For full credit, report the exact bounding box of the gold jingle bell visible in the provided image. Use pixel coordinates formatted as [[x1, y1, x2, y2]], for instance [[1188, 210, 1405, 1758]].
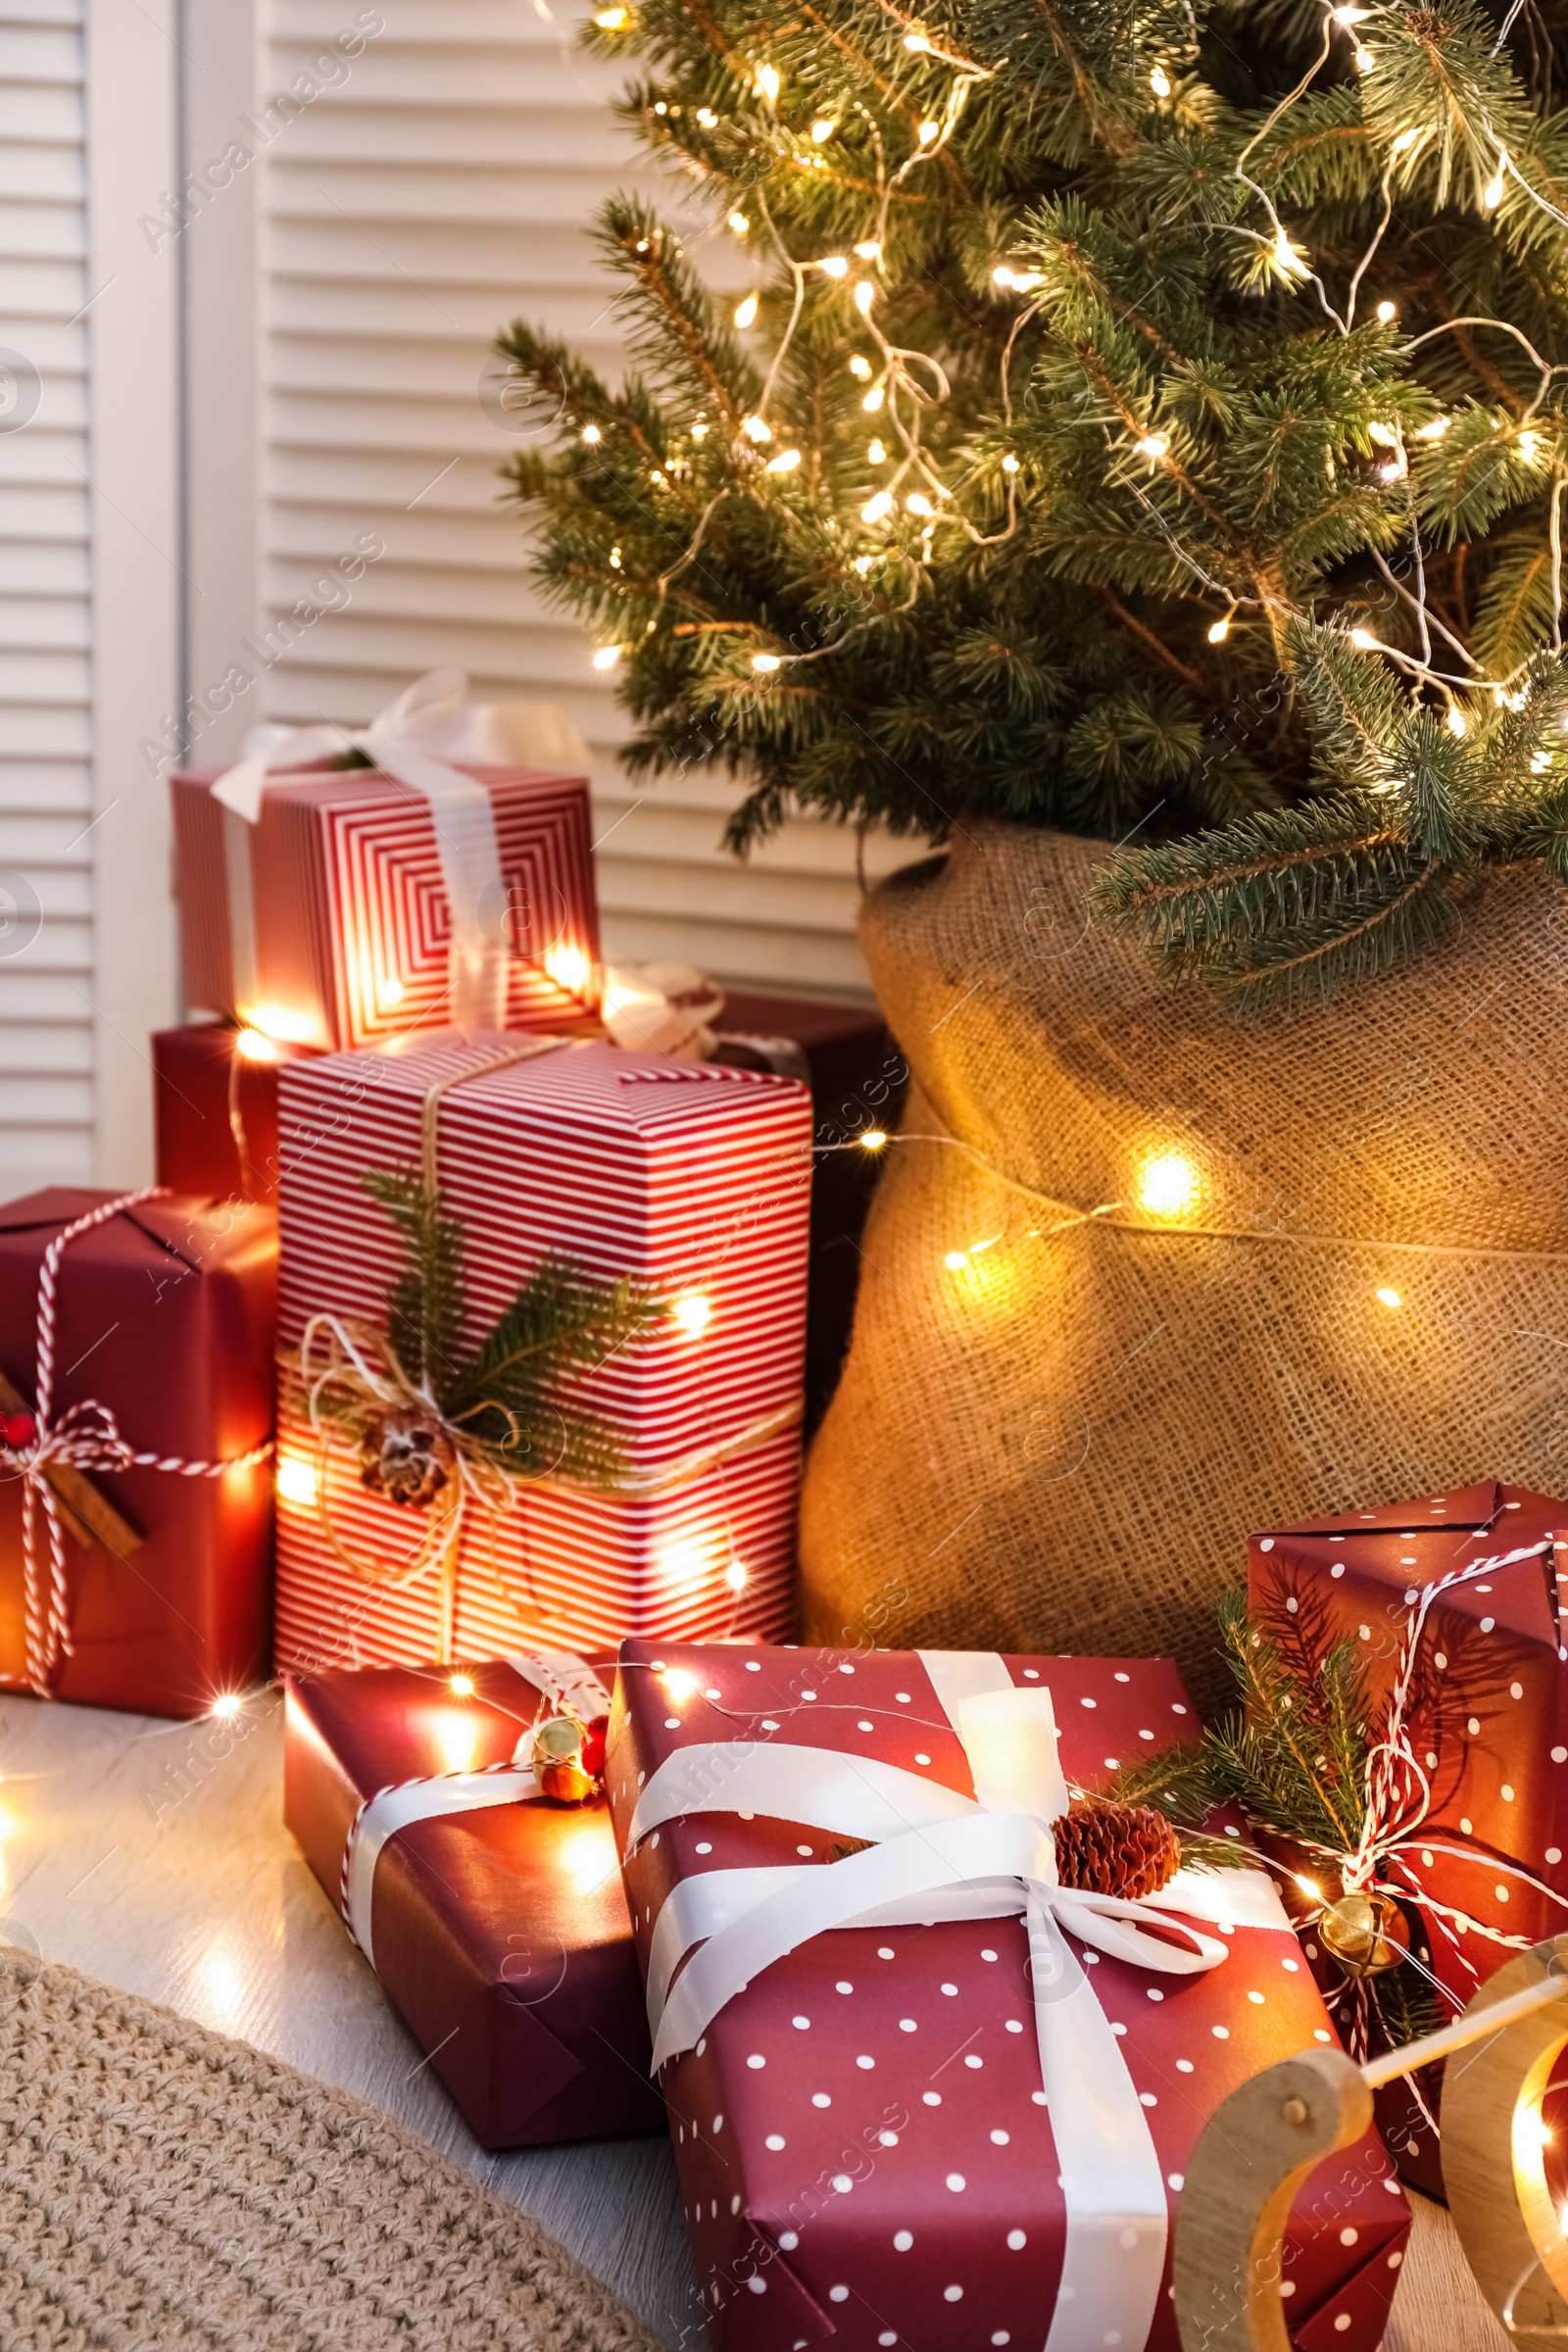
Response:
[[1317, 1889, 1408, 1976], [534, 1713, 596, 1805]]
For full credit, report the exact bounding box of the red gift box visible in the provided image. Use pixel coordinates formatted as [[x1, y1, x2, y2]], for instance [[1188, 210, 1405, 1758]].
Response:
[[284, 1648, 662, 2147], [0, 1188, 275, 1716], [171, 757, 599, 1051], [606, 1641, 1409, 2352], [272, 1038, 810, 1675], [1249, 1479, 1568, 2191], [153, 1022, 320, 1203]]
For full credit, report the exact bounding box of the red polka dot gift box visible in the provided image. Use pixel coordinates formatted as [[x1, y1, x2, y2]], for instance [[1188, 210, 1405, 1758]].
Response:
[[607, 1642, 1410, 2352], [272, 1038, 810, 1672], [1249, 1479, 1568, 2197]]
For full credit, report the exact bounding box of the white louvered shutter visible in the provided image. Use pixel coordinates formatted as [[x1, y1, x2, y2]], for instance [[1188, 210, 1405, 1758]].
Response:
[[261, 0, 899, 999], [0, 0, 91, 1186]]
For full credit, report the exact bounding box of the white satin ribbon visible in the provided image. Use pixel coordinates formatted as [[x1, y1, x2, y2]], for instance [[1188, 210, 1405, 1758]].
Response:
[[343, 1648, 612, 1969], [211, 667, 587, 1037], [626, 1650, 1292, 2352]]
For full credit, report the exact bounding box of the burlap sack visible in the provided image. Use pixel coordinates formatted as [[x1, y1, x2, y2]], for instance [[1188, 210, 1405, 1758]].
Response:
[[800, 822, 1568, 1715]]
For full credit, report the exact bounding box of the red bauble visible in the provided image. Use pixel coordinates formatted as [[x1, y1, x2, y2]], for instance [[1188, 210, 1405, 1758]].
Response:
[[2, 1412, 36, 1450], [579, 1714, 609, 1781]]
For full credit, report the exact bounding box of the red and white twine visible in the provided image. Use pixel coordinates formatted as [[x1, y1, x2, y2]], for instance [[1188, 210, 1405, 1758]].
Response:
[[5, 1187, 273, 1696]]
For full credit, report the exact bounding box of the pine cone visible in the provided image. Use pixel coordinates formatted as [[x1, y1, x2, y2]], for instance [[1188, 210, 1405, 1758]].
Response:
[[1052, 1796, 1181, 1900], [359, 1408, 454, 1507]]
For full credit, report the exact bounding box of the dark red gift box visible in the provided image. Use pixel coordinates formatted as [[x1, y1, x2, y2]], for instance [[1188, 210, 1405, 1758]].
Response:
[[153, 1022, 320, 1203], [606, 1641, 1409, 2351], [284, 1653, 664, 2148], [1250, 1479, 1568, 2193], [0, 1188, 275, 1716]]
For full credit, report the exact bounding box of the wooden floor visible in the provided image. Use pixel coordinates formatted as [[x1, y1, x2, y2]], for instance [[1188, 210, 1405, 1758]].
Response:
[[0, 1687, 1510, 2350]]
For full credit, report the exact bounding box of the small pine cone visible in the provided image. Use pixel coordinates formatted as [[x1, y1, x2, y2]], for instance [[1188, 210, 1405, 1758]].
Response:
[[1052, 1796, 1182, 1900], [359, 1407, 454, 1507]]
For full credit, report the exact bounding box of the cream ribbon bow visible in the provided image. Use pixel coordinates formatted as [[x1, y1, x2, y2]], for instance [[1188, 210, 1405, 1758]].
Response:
[[211, 668, 588, 1036], [625, 1650, 1294, 2352]]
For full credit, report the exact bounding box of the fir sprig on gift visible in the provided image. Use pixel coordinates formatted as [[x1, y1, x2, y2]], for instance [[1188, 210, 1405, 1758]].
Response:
[[330, 1169, 662, 1488], [495, 0, 1568, 1006]]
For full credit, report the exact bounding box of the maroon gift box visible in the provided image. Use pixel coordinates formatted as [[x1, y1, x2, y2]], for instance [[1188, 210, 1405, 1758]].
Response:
[[606, 1642, 1409, 2351], [0, 1188, 275, 1716], [1250, 1478, 1568, 2191], [171, 759, 600, 1051], [153, 1022, 320, 1203], [284, 1655, 663, 2147]]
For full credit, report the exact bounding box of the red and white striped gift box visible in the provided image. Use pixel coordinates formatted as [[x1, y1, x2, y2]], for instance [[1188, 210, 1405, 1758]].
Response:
[[171, 761, 600, 1050], [273, 1038, 811, 1670]]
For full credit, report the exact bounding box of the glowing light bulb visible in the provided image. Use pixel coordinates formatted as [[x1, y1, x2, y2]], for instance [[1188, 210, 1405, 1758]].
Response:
[[993, 265, 1016, 287], [1485, 155, 1507, 208], [1376, 301, 1396, 323], [276, 1455, 318, 1506], [756, 63, 780, 101], [377, 976, 405, 1009], [1002, 452, 1020, 472], [817, 254, 849, 276], [917, 119, 940, 144], [850, 355, 872, 379], [861, 384, 885, 412], [1376, 1287, 1401, 1310], [561, 1825, 615, 1892], [811, 117, 836, 142], [1207, 613, 1231, 644], [945, 1250, 968, 1270], [854, 240, 881, 260], [592, 645, 621, 670], [1137, 432, 1169, 459], [728, 211, 750, 235], [1354, 44, 1375, 69], [581, 423, 601, 444], [1521, 429, 1543, 465], [1331, 4, 1369, 20], [450, 1673, 475, 1696], [854, 555, 873, 574], [594, 6, 627, 24], [1293, 1873, 1322, 1900], [671, 1292, 711, 1336], [1137, 1150, 1200, 1217], [734, 294, 759, 329], [906, 491, 933, 514], [1392, 128, 1420, 154], [544, 943, 590, 996], [1446, 706, 1467, 737], [241, 1002, 318, 1045], [662, 1668, 699, 1707], [861, 1130, 888, 1150], [861, 489, 895, 522], [696, 106, 718, 127], [1150, 65, 1171, 94], [234, 1027, 279, 1063], [1417, 416, 1450, 440], [765, 449, 802, 474], [725, 1558, 749, 1592], [904, 29, 931, 49], [855, 281, 875, 315], [752, 653, 782, 671], [211, 1693, 242, 1720], [867, 439, 887, 464], [1272, 229, 1308, 278], [743, 414, 771, 442], [1350, 627, 1376, 649]]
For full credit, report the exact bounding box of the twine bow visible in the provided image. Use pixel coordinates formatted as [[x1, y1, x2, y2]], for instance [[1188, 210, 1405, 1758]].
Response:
[[3, 1189, 273, 1697]]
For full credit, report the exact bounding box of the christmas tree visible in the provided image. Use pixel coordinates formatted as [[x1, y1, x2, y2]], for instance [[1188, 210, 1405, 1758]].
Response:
[[497, 0, 1568, 1004]]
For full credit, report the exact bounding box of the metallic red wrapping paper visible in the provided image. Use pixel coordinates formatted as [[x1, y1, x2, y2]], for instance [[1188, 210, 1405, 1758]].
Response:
[[606, 1641, 1409, 2352], [0, 1188, 275, 1717], [1250, 1478, 1568, 2193], [284, 1657, 664, 2148]]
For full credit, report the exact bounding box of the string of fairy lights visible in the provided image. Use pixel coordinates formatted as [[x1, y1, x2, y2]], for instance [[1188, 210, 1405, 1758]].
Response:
[[577, 0, 1568, 728]]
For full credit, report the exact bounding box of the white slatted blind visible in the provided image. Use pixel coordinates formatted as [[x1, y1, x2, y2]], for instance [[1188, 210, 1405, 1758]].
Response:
[[262, 0, 898, 999], [0, 0, 92, 1185]]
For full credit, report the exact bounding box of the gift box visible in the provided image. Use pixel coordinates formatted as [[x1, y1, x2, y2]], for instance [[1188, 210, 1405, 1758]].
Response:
[[272, 1038, 811, 1675], [284, 1648, 662, 2146], [153, 1022, 320, 1202], [606, 1641, 1409, 2351], [0, 1188, 275, 1715], [171, 738, 599, 1051], [1249, 1478, 1568, 2192]]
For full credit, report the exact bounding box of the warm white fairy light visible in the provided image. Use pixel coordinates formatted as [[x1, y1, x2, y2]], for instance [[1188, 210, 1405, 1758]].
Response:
[[1137, 432, 1169, 459], [1272, 228, 1309, 279], [728, 211, 750, 235], [918, 120, 940, 143], [1376, 301, 1396, 322], [1368, 421, 1398, 447], [854, 240, 881, 260], [742, 414, 771, 442], [817, 255, 849, 277], [725, 1559, 749, 1592], [609, 545, 622, 568], [861, 489, 895, 522], [867, 438, 887, 463], [862, 384, 885, 412], [756, 63, 780, 100], [906, 491, 934, 514], [1350, 627, 1377, 649], [734, 294, 758, 328], [849, 354, 872, 379], [1207, 612, 1232, 643], [752, 653, 782, 671], [1485, 154, 1507, 208], [1150, 66, 1171, 95], [690, 419, 709, 440], [854, 281, 875, 314], [1331, 4, 1369, 21], [1447, 706, 1468, 735], [594, 5, 627, 24], [1416, 416, 1450, 439], [854, 555, 873, 573], [765, 447, 802, 472], [1002, 452, 1020, 472], [811, 116, 836, 142], [592, 645, 622, 670], [696, 106, 717, 126], [1354, 44, 1375, 70], [904, 29, 931, 49], [581, 423, 601, 444], [1520, 428, 1544, 465]]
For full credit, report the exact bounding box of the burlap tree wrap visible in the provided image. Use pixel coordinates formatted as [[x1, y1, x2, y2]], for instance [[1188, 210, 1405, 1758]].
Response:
[[800, 823, 1568, 1715]]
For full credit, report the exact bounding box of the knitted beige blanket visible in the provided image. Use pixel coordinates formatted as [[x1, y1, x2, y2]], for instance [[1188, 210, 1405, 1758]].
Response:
[[0, 1952, 666, 2350]]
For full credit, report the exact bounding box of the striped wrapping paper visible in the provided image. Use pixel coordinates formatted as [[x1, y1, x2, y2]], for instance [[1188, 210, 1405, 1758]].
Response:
[[273, 1038, 812, 1670], [171, 761, 600, 1049]]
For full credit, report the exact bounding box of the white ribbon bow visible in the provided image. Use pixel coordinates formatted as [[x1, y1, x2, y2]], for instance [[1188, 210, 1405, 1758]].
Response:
[[625, 1649, 1294, 2352], [210, 667, 590, 1037]]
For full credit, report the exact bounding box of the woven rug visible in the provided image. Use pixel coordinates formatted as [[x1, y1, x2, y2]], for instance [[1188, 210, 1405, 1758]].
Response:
[[0, 1953, 668, 2351]]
